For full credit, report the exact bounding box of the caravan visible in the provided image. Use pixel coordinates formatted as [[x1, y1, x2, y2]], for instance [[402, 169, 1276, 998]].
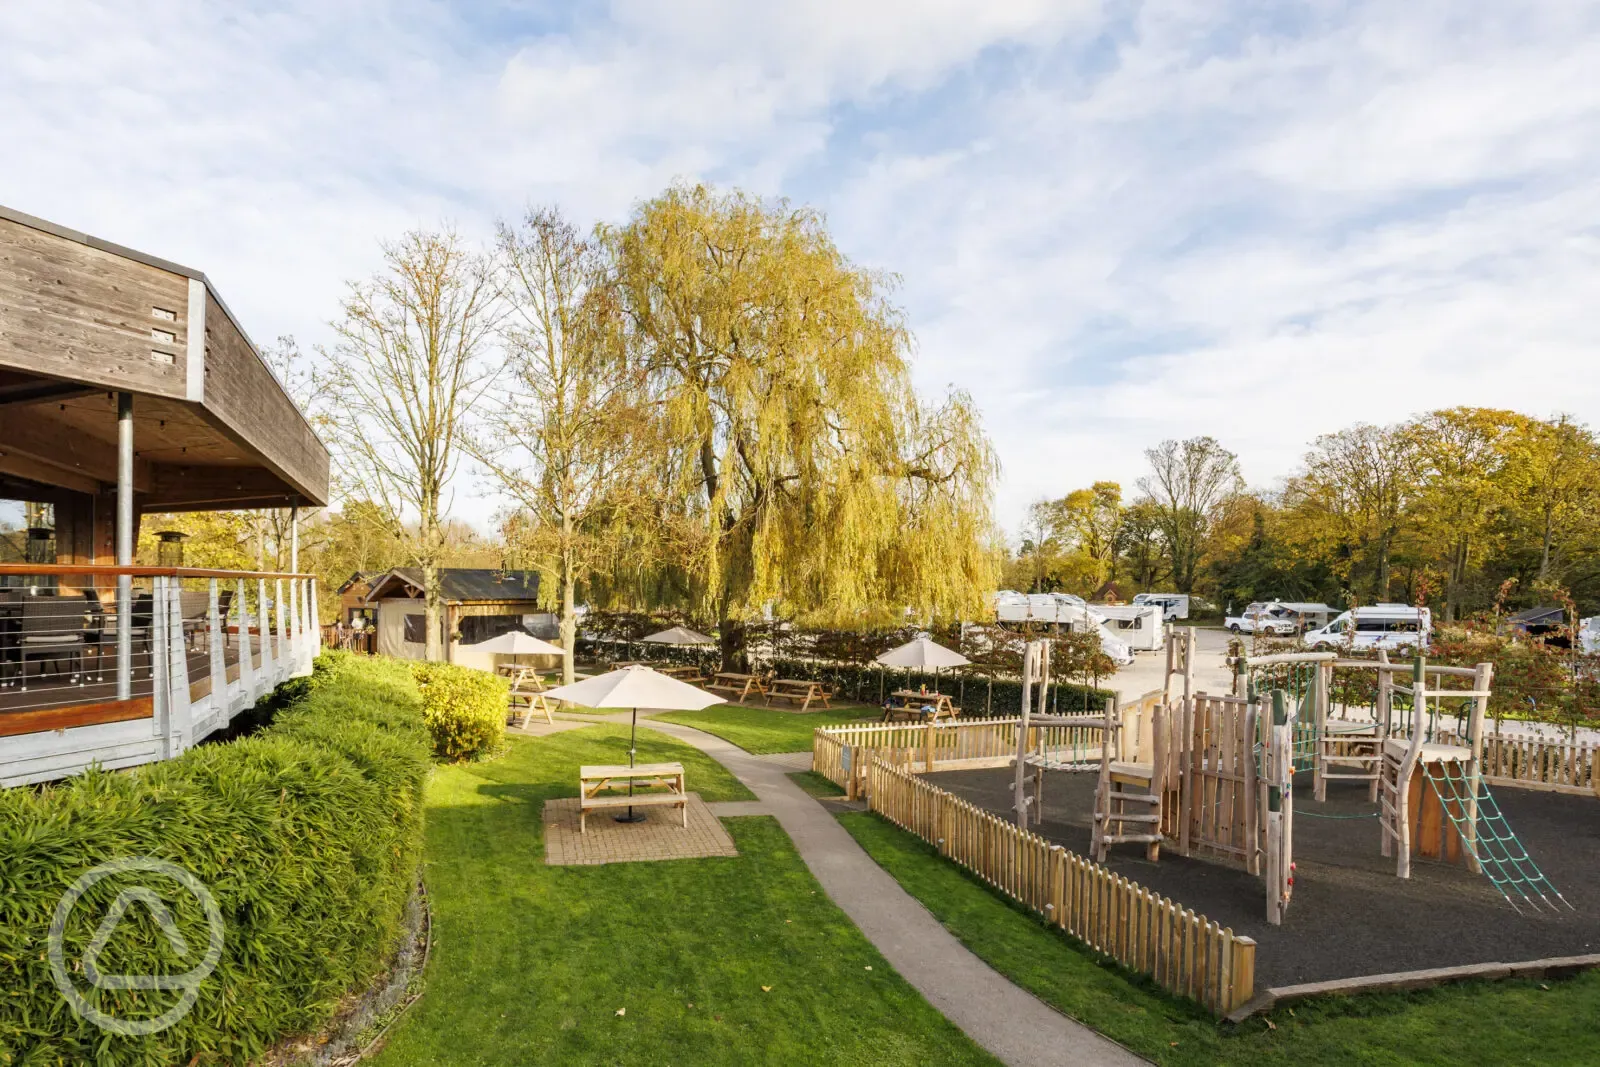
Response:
[[1132, 592, 1189, 621], [1090, 603, 1167, 652], [991, 591, 1136, 666], [1302, 604, 1432, 652]]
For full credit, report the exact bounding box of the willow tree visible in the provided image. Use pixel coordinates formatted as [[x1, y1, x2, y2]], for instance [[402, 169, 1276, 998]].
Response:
[[321, 231, 498, 661], [607, 185, 997, 664], [472, 207, 649, 684]]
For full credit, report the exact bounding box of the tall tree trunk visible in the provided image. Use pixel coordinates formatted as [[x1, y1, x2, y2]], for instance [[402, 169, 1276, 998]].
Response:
[[421, 495, 444, 662], [423, 560, 444, 662], [1539, 509, 1554, 580], [1374, 527, 1393, 601], [559, 516, 577, 686]]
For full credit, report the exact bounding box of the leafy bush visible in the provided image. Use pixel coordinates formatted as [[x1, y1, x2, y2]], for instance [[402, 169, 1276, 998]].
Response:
[[411, 661, 509, 760], [0, 650, 429, 1066]]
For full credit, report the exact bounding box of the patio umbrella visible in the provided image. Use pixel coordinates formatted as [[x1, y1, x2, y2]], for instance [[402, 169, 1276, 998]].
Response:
[[474, 630, 566, 676], [875, 637, 971, 703], [474, 631, 566, 656], [543, 665, 722, 823], [640, 625, 716, 673], [640, 626, 715, 646]]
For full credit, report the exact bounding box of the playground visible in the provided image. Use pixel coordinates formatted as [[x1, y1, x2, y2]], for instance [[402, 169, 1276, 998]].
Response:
[[821, 628, 1600, 1013], [927, 763, 1599, 988]]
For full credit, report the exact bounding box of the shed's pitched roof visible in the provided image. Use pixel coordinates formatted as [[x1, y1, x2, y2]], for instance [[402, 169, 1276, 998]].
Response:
[[1509, 604, 1564, 624], [365, 567, 540, 604]]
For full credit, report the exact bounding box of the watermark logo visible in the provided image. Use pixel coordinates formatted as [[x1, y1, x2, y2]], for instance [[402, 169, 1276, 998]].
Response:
[[48, 857, 225, 1036]]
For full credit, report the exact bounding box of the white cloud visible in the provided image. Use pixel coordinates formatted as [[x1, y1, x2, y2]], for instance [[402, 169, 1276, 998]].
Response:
[[1, 0, 1597, 538]]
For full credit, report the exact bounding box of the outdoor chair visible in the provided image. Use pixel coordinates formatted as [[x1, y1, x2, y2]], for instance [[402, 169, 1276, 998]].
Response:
[[97, 592, 155, 678], [18, 596, 87, 689]]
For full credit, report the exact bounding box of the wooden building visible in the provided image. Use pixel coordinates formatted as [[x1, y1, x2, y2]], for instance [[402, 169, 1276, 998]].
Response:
[[364, 568, 558, 671], [1, 203, 329, 786]]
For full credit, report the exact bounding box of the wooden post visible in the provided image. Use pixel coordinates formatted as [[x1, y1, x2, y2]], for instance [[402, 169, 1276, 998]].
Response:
[[1014, 641, 1035, 827], [1265, 689, 1291, 925], [1462, 661, 1493, 874], [1313, 660, 1331, 801]]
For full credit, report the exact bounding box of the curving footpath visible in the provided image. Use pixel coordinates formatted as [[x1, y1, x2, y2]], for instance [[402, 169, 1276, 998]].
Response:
[[595, 713, 1148, 1067]]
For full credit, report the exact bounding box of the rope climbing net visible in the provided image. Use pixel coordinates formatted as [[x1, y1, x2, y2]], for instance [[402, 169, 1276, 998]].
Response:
[[1421, 761, 1573, 915], [1248, 661, 1322, 771]]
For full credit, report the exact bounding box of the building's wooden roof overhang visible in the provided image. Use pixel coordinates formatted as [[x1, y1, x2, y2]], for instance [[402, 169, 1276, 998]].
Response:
[[0, 204, 329, 509]]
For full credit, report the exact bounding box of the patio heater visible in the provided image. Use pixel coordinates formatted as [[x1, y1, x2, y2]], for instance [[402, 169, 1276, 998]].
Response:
[[156, 531, 189, 568], [24, 526, 55, 595]]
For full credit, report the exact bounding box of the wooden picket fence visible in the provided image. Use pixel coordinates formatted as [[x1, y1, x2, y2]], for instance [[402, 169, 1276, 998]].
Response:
[[1437, 728, 1597, 795], [867, 757, 1257, 1015], [813, 714, 1146, 801]]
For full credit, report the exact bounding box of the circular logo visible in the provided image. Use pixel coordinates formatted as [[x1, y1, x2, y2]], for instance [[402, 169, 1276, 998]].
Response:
[[47, 857, 226, 1036]]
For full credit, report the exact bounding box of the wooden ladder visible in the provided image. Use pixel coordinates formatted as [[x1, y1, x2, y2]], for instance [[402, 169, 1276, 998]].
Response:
[[1093, 760, 1161, 862]]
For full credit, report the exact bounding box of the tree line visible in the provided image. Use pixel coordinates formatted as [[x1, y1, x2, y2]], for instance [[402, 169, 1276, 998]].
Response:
[[1009, 408, 1600, 621]]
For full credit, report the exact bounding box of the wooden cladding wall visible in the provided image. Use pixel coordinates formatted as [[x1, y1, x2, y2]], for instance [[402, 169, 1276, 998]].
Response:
[[0, 215, 189, 396], [201, 292, 329, 504], [867, 757, 1257, 1016]]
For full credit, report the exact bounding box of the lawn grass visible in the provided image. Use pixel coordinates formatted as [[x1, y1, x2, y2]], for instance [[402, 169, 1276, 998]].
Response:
[[650, 703, 873, 753], [370, 725, 997, 1066], [789, 770, 847, 798], [838, 812, 1600, 1067]]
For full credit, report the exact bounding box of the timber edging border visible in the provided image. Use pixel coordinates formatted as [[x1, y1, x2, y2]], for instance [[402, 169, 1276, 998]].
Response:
[[1224, 953, 1600, 1022]]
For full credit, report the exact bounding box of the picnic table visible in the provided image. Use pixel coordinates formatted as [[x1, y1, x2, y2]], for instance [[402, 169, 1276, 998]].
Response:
[[704, 671, 767, 703], [656, 663, 708, 684], [506, 666, 554, 727], [766, 678, 832, 712], [882, 689, 959, 723], [578, 762, 687, 832]]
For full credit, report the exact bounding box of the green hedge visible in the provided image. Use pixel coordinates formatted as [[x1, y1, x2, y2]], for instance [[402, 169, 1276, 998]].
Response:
[[411, 661, 509, 761], [0, 650, 430, 1066], [760, 658, 1115, 716]]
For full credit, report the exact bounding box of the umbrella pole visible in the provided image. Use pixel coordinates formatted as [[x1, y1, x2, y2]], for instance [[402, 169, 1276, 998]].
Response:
[[616, 705, 646, 823]]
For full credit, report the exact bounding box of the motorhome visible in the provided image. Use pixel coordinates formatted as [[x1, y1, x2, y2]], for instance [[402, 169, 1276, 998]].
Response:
[[1302, 604, 1432, 652], [1091, 603, 1166, 652], [1131, 592, 1190, 621], [991, 591, 1135, 666]]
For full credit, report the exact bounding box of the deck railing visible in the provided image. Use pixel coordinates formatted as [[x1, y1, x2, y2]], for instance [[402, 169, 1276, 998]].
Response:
[[0, 564, 319, 787]]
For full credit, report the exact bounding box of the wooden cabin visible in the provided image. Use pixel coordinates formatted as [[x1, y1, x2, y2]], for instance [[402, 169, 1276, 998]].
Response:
[[364, 568, 559, 671], [0, 203, 330, 786]]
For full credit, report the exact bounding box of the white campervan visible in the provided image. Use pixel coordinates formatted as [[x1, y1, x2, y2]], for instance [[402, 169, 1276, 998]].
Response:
[[1132, 592, 1190, 621], [1302, 604, 1432, 651]]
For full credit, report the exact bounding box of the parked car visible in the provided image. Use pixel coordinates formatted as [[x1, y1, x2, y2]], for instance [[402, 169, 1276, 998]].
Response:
[[1302, 604, 1432, 651], [1132, 592, 1189, 621], [1226, 603, 1299, 636]]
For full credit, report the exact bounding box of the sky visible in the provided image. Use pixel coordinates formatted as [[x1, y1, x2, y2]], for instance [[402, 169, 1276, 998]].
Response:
[[4, 1, 1598, 538]]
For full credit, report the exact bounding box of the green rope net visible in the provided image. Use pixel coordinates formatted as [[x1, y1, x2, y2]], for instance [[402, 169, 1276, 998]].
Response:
[[1420, 762, 1572, 915]]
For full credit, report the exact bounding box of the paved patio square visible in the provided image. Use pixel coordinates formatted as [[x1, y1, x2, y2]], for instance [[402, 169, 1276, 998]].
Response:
[[543, 793, 739, 866]]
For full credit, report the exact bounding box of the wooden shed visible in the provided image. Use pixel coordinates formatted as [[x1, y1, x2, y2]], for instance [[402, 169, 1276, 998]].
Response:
[[364, 568, 559, 671]]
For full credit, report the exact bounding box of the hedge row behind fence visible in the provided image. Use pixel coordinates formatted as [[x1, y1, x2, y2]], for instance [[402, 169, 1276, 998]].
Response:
[[0, 650, 430, 1067], [759, 658, 1116, 715]]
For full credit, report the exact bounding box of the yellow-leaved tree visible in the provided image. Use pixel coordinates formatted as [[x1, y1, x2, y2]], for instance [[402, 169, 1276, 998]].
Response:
[[607, 185, 998, 665]]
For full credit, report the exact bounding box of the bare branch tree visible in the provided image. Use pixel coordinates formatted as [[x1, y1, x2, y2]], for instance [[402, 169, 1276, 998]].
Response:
[[320, 230, 499, 661], [1137, 436, 1242, 594], [471, 207, 649, 683]]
